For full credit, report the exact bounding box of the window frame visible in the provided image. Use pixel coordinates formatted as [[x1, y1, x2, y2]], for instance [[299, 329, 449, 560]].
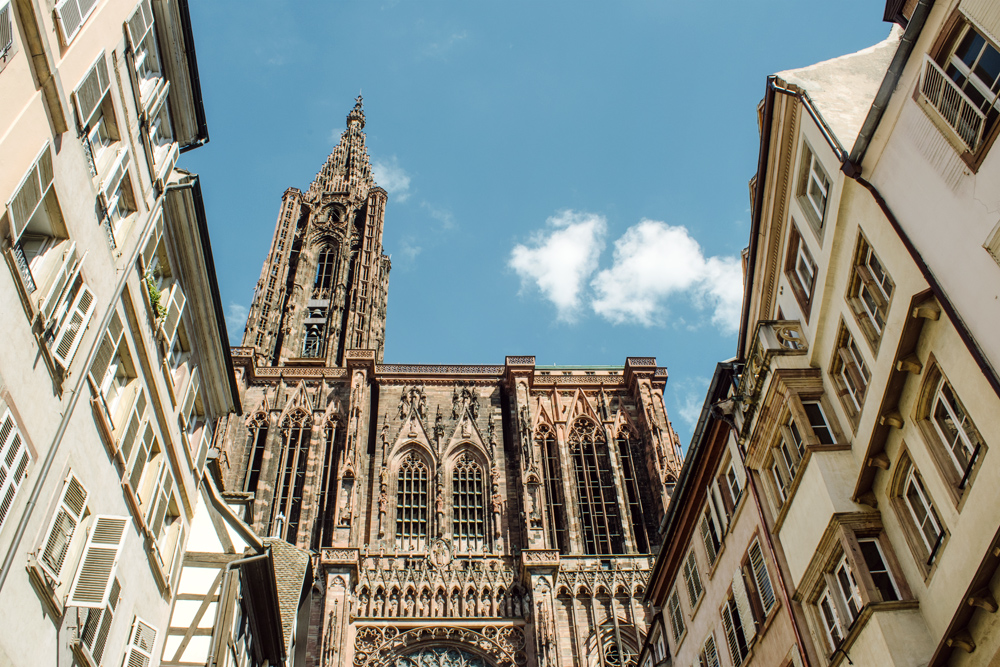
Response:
[[796, 141, 833, 234], [830, 323, 871, 423], [682, 549, 704, 607], [783, 222, 818, 320], [847, 233, 894, 350]]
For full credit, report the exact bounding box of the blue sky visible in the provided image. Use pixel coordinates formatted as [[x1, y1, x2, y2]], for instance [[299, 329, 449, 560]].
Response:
[[182, 1, 890, 447]]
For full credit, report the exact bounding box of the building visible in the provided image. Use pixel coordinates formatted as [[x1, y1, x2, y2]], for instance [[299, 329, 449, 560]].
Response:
[[643, 2, 1000, 666], [0, 0, 237, 665], [210, 97, 686, 667]]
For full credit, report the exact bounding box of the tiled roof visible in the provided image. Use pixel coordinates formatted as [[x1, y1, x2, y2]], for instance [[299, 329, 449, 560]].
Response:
[[263, 538, 311, 652]]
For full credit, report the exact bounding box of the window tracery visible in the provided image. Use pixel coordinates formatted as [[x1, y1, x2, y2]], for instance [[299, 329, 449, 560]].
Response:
[[616, 427, 650, 553], [271, 410, 311, 543], [452, 452, 487, 552], [316, 420, 338, 549], [568, 419, 624, 554], [537, 425, 568, 553], [396, 452, 429, 551], [244, 413, 268, 497], [314, 248, 336, 295], [394, 647, 486, 667]]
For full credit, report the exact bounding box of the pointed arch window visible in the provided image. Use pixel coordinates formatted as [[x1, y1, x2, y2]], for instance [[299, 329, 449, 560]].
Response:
[[302, 324, 324, 358], [272, 411, 311, 543], [569, 419, 624, 555], [617, 427, 651, 553], [316, 420, 338, 549], [244, 413, 269, 497], [314, 248, 336, 293], [452, 452, 486, 553], [395, 452, 429, 551], [537, 425, 568, 553]]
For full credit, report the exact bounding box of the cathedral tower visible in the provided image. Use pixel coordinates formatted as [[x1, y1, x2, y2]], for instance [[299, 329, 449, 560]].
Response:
[[242, 96, 391, 367], [216, 99, 684, 667]]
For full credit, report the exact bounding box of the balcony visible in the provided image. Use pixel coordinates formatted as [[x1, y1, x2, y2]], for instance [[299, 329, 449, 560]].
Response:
[[733, 320, 807, 438], [919, 54, 986, 152]]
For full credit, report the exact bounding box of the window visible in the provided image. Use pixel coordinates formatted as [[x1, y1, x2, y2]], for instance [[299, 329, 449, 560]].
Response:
[[146, 95, 176, 177], [244, 414, 269, 497], [700, 509, 721, 565], [73, 54, 119, 175], [797, 142, 832, 230], [748, 539, 776, 616], [724, 462, 744, 509], [902, 466, 946, 563], [617, 427, 651, 553], [395, 452, 429, 551], [848, 235, 893, 345], [699, 634, 721, 667], [817, 586, 844, 651], [930, 375, 982, 482], [683, 550, 703, 606], [451, 453, 486, 553], [537, 425, 568, 553], [123, 616, 158, 667], [0, 2, 14, 68], [54, 0, 100, 44], [858, 538, 900, 603], [78, 577, 121, 664], [99, 149, 137, 245], [0, 408, 31, 532], [271, 411, 310, 544], [48, 273, 96, 371], [666, 589, 685, 643], [68, 515, 130, 608], [569, 418, 624, 555], [90, 310, 132, 419], [721, 591, 752, 666], [831, 325, 870, 419], [126, 0, 163, 105], [785, 223, 818, 315], [38, 474, 88, 583], [918, 22, 1000, 158], [314, 248, 336, 295], [802, 401, 835, 444], [833, 555, 862, 626]]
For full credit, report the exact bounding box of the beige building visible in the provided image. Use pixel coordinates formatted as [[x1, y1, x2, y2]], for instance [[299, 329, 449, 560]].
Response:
[[0, 1, 236, 665], [712, 1, 1000, 665]]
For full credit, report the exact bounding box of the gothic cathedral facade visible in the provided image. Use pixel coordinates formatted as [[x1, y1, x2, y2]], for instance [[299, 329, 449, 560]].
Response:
[[215, 98, 684, 667]]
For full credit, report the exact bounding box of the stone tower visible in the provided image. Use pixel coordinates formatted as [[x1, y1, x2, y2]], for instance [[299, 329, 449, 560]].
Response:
[[242, 96, 391, 367], [215, 99, 685, 667]]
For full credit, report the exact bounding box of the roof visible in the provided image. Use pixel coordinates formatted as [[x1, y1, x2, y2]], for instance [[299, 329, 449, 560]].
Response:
[[262, 538, 312, 653], [776, 26, 902, 148]]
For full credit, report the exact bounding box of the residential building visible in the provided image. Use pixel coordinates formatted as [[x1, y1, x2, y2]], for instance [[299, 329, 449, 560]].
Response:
[[0, 0, 237, 665], [210, 97, 686, 667]]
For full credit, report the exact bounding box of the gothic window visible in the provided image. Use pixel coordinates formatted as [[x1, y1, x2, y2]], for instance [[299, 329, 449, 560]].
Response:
[[395, 648, 486, 667], [302, 324, 324, 358], [616, 427, 650, 553], [272, 411, 311, 543], [396, 452, 429, 551], [537, 425, 568, 553], [568, 418, 624, 555], [314, 248, 336, 293], [315, 420, 337, 549], [244, 414, 268, 497], [452, 453, 486, 553]]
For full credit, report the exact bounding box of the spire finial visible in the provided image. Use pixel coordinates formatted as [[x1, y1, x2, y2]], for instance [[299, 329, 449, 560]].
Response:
[[347, 95, 365, 129]]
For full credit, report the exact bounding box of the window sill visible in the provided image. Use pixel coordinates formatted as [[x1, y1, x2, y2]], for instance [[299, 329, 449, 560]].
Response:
[[827, 599, 920, 666]]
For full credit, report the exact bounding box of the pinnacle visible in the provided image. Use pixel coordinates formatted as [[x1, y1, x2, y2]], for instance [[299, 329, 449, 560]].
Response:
[[309, 97, 374, 198], [347, 95, 365, 129]]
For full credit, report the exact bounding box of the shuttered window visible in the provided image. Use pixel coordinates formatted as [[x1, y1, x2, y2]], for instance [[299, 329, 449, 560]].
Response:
[[682, 550, 703, 606], [160, 282, 186, 346], [51, 276, 96, 369], [178, 367, 200, 432], [720, 596, 749, 666], [54, 0, 99, 44], [79, 578, 120, 663], [123, 616, 157, 667], [700, 510, 720, 564], [748, 539, 776, 615], [7, 143, 54, 242], [0, 409, 31, 532], [0, 2, 13, 60], [68, 515, 129, 608], [38, 474, 88, 581], [145, 462, 174, 541], [73, 53, 110, 129], [118, 388, 147, 463], [666, 589, 684, 643], [700, 634, 720, 667], [732, 567, 757, 644]]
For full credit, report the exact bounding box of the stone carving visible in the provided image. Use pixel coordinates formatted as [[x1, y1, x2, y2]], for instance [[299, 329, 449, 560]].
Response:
[[353, 626, 526, 667]]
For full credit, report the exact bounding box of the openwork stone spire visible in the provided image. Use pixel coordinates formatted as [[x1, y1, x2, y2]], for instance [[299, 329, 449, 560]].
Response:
[[311, 95, 375, 200]]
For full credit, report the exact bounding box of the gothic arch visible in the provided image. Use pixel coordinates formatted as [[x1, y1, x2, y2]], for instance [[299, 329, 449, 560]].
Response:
[[243, 412, 269, 496], [270, 408, 312, 543], [614, 422, 653, 553], [568, 417, 625, 555], [393, 448, 432, 552], [535, 423, 568, 553]]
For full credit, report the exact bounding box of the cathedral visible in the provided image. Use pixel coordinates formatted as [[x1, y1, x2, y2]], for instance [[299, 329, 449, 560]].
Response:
[[215, 97, 684, 667]]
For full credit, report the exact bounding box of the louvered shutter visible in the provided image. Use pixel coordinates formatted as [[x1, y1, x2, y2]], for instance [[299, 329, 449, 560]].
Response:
[[721, 603, 742, 667], [140, 214, 163, 273], [51, 280, 95, 368], [68, 515, 129, 608], [711, 481, 729, 529], [73, 54, 110, 128], [732, 567, 757, 642], [39, 242, 80, 324], [749, 539, 776, 614], [127, 424, 154, 494], [147, 466, 173, 538], [700, 515, 717, 563], [39, 474, 88, 580], [195, 420, 213, 471], [124, 616, 157, 667], [118, 389, 146, 460], [54, 0, 98, 44], [160, 282, 186, 343], [0, 3, 13, 58], [169, 523, 185, 589], [89, 310, 125, 390], [125, 0, 153, 49], [99, 149, 131, 209], [179, 367, 200, 431], [80, 578, 120, 663], [0, 409, 31, 531], [704, 634, 720, 667], [8, 145, 53, 242]]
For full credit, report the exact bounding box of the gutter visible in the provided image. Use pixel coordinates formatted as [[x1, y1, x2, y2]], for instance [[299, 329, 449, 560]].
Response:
[[176, 0, 209, 152]]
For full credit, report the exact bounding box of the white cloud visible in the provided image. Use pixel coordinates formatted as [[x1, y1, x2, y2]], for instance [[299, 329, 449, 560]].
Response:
[[509, 210, 606, 322], [421, 201, 456, 230], [674, 376, 710, 429], [225, 302, 249, 343], [372, 157, 412, 202], [590, 220, 742, 333]]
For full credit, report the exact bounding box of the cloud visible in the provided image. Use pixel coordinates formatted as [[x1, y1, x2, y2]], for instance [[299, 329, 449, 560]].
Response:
[[421, 202, 456, 230], [590, 220, 742, 333], [225, 302, 248, 343], [372, 157, 412, 202], [674, 376, 710, 429], [509, 210, 606, 322], [422, 30, 468, 58]]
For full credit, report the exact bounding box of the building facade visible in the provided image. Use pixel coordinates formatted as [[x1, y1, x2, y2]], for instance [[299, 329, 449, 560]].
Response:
[[0, 1, 237, 666], [211, 99, 685, 667]]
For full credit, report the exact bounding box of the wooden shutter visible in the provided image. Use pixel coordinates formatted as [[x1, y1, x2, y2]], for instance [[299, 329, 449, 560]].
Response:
[[125, 0, 154, 49], [146, 466, 174, 539], [99, 149, 132, 209], [80, 578, 120, 663], [195, 420, 213, 471], [54, 0, 98, 44], [0, 409, 31, 531], [168, 523, 185, 589], [732, 567, 757, 642], [700, 514, 717, 563], [705, 634, 720, 667], [160, 282, 187, 343], [0, 3, 12, 57], [68, 515, 129, 608], [7, 144, 54, 242], [39, 242, 80, 325], [51, 280, 95, 368], [118, 388, 146, 461], [73, 53, 110, 128], [123, 616, 157, 667], [89, 310, 125, 390], [140, 214, 163, 273], [749, 539, 776, 614], [720, 602, 741, 667], [39, 474, 88, 580], [179, 367, 200, 431], [127, 423, 154, 494]]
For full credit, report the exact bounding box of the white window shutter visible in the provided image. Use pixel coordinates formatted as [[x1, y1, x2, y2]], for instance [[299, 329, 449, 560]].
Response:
[[68, 515, 129, 608], [140, 214, 163, 273], [732, 567, 757, 643], [749, 539, 776, 614], [147, 467, 174, 538], [700, 515, 717, 563], [179, 367, 200, 431], [51, 281, 95, 368], [160, 282, 187, 343], [711, 481, 729, 530], [195, 421, 212, 471], [124, 0, 153, 49], [8, 144, 54, 242], [73, 53, 110, 128], [0, 3, 13, 57], [80, 577, 120, 663], [118, 388, 147, 460], [169, 523, 185, 589], [39, 242, 80, 325], [721, 603, 741, 667], [39, 474, 88, 581], [0, 409, 31, 531], [54, 0, 84, 44], [99, 148, 131, 208], [124, 616, 157, 667], [127, 424, 154, 494], [706, 485, 724, 536], [89, 310, 125, 389]]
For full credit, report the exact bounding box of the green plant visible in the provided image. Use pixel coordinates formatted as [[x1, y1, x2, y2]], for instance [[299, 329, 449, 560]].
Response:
[[146, 274, 166, 319]]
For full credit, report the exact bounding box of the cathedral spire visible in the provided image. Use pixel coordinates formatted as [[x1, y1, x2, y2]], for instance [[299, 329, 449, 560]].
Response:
[[310, 95, 375, 199]]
